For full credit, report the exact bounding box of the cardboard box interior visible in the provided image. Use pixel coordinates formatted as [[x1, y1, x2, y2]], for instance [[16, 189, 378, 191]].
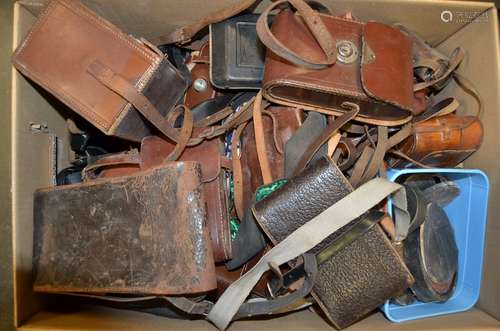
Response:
[[10, 0, 500, 329]]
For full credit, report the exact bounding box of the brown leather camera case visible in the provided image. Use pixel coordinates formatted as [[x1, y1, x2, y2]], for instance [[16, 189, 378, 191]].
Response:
[[397, 114, 483, 167], [12, 0, 187, 142], [260, 7, 414, 126], [33, 162, 217, 295]]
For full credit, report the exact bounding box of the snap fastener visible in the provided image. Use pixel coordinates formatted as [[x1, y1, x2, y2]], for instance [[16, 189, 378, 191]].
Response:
[[336, 40, 358, 64], [193, 78, 208, 92]]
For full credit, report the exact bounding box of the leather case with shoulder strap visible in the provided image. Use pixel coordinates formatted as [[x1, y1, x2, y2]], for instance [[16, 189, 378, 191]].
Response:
[[33, 160, 217, 295], [140, 136, 233, 262], [252, 157, 414, 328], [12, 0, 188, 143], [395, 114, 483, 168], [238, 106, 304, 215], [257, 0, 414, 126]]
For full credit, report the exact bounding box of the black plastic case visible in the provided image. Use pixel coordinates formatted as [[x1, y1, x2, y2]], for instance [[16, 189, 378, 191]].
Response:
[[210, 14, 273, 89]]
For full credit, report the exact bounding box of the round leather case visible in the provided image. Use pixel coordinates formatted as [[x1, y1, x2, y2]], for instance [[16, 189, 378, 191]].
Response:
[[404, 203, 458, 302]]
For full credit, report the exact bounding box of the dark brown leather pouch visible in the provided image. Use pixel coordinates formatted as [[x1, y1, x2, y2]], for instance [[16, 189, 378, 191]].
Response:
[[257, 0, 414, 126], [252, 157, 414, 328], [140, 136, 232, 262], [12, 0, 188, 142], [33, 161, 217, 295], [395, 114, 483, 167]]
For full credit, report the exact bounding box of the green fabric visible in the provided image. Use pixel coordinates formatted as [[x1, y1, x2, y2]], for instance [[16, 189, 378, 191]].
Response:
[[255, 179, 288, 202], [230, 218, 240, 241]]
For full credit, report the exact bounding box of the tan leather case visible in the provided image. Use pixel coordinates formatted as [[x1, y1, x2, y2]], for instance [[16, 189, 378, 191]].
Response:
[[12, 0, 187, 142], [397, 114, 483, 167]]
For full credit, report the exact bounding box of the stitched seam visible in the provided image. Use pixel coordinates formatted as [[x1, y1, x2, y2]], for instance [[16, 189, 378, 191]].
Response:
[[14, 64, 111, 130]]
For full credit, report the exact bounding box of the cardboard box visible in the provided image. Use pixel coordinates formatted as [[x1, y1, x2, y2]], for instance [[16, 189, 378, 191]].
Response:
[[9, 0, 500, 330]]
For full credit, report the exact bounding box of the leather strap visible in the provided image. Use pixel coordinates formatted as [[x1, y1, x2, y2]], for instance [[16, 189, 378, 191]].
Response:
[[453, 72, 483, 118], [82, 150, 141, 180], [87, 60, 192, 160], [232, 122, 249, 220], [256, 0, 337, 69], [165, 105, 194, 161], [414, 97, 459, 123], [413, 48, 465, 92], [253, 91, 273, 184], [350, 124, 412, 187], [269, 210, 384, 292], [151, 0, 257, 45], [208, 178, 401, 330], [63, 254, 317, 319], [292, 104, 359, 177]]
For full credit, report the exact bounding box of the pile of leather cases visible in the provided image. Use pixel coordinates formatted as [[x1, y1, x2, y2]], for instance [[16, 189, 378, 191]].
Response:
[[12, 0, 483, 329]]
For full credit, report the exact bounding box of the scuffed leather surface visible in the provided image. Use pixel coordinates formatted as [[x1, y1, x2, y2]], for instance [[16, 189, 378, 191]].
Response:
[[33, 162, 217, 294], [141, 136, 232, 262], [313, 225, 414, 329], [254, 157, 352, 255]]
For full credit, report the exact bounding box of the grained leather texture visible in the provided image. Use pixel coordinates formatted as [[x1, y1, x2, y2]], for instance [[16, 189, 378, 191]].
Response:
[[262, 10, 413, 125], [253, 156, 413, 328], [254, 157, 353, 255], [12, 0, 187, 142], [396, 114, 483, 167], [240, 106, 303, 213], [313, 225, 414, 329], [140, 136, 232, 262], [33, 162, 217, 294]]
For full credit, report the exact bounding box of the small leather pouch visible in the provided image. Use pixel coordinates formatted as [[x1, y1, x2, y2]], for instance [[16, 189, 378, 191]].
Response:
[[185, 43, 217, 109], [395, 114, 483, 167], [210, 14, 271, 89], [252, 157, 414, 328], [140, 136, 233, 262], [12, 0, 188, 142], [33, 160, 217, 295], [257, 0, 414, 126]]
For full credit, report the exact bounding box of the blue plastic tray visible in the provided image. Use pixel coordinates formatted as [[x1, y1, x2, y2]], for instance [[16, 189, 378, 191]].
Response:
[[381, 168, 489, 323]]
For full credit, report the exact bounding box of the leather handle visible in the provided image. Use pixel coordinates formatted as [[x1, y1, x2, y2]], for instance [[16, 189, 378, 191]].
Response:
[[82, 151, 141, 180], [256, 0, 337, 69], [253, 91, 274, 184], [151, 0, 257, 45], [86, 60, 192, 161]]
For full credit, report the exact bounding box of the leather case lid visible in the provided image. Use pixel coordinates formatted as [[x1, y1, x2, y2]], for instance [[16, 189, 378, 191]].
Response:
[[33, 162, 216, 294], [12, 0, 161, 134], [361, 22, 414, 112]]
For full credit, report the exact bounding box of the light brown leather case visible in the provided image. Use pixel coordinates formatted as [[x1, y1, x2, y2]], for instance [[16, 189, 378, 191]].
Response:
[[261, 9, 414, 126], [396, 114, 483, 167], [34, 162, 217, 295], [12, 0, 187, 142]]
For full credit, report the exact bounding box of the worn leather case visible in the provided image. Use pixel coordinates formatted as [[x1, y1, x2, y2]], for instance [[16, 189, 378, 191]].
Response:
[[261, 10, 414, 126], [140, 136, 232, 262], [396, 114, 483, 167], [12, 0, 188, 142], [253, 157, 414, 328], [210, 14, 271, 89], [239, 106, 304, 213], [33, 162, 217, 294]]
